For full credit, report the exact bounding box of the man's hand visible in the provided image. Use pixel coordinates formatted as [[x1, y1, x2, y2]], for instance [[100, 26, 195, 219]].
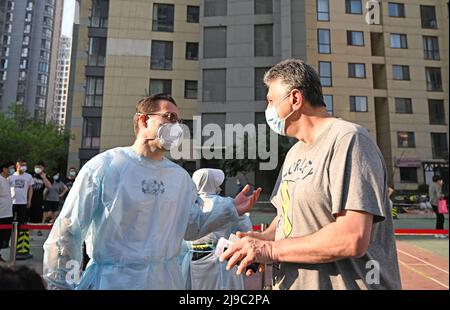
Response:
[[27, 201, 31, 208], [234, 185, 262, 215], [219, 235, 276, 276]]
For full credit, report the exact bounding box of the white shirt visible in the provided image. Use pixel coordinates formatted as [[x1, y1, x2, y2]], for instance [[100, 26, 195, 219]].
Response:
[[0, 176, 13, 218], [8, 172, 34, 205]]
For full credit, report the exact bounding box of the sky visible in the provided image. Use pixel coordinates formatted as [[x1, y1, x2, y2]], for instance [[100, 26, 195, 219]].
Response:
[[61, 0, 76, 37]]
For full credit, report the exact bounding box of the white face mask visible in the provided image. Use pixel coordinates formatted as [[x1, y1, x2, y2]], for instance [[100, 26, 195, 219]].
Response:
[[53, 175, 59, 181], [19, 165, 27, 172], [264, 92, 295, 136], [8, 167, 15, 175], [34, 167, 43, 175], [147, 118, 183, 151], [69, 171, 76, 177]]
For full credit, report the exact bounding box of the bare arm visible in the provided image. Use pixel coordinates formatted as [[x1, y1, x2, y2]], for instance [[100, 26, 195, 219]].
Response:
[[271, 210, 373, 263], [59, 184, 68, 198], [27, 185, 33, 208], [221, 210, 374, 275], [237, 216, 277, 241], [41, 174, 52, 189]]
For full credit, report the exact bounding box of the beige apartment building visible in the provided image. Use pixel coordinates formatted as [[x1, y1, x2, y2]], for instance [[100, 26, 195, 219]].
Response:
[[306, 0, 448, 190], [67, 0, 199, 169], [67, 0, 448, 194]]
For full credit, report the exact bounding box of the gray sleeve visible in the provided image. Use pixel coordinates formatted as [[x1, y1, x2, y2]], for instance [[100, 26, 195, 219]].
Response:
[[329, 132, 388, 222], [270, 165, 283, 210]]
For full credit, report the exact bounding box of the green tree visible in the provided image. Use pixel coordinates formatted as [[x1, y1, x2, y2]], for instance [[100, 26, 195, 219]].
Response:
[[0, 103, 73, 175]]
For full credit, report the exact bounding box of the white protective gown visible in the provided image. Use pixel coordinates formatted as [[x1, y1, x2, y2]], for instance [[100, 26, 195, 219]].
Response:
[[183, 169, 252, 290], [42, 147, 240, 290]]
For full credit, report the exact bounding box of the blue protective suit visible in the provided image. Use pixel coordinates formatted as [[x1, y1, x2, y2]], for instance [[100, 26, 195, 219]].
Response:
[[42, 147, 239, 289], [182, 169, 252, 290]]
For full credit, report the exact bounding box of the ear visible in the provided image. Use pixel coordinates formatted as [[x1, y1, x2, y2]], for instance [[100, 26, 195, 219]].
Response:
[[291, 89, 303, 111], [138, 114, 149, 128]]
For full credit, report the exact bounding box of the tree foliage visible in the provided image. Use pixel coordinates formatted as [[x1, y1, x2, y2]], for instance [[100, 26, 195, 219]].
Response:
[[0, 103, 73, 175]]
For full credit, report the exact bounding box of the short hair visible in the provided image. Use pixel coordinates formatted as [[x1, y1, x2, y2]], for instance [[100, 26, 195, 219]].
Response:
[[36, 161, 45, 167], [0, 161, 14, 170], [0, 265, 46, 290], [16, 159, 27, 165], [263, 58, 326, 108], [433, 175, 443, 182], [133, 93, 178, 135]]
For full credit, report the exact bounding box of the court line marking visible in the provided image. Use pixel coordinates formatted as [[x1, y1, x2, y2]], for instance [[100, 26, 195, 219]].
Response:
[[399, 260, 449, 289], [397, 249, 449, 275]]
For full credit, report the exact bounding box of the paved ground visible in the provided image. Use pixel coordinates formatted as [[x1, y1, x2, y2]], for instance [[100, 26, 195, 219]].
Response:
[[0, 211, 447, 290]]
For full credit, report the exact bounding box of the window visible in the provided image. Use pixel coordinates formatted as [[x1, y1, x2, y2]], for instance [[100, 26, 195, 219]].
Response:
[[397, 131, 415, 148], [255, 0, 273, 15], [85, 77, 103, 107], [431, 133, 448, 159], [41, 39, 51, 50], [82, 117, 101, 149], [23, 36, 30, 45], [317, 0, 329, 21], [255, 67, 270, 100], [25, 12, 31, 22], [186, 42, 199, 60], [350, 96, 368, 112], [254, 24, 273, 57], [428, 99, 445, 124], [426, 67, 442, 91], [423, 36, 440, 60], [152, 3, 174, 32], [90, 0, 109, 28], [347, 31, 364, 46], [345, 0, 362, 14], [348, 63, 366, 78], [319, 61, 332, 86], [24, 25, 31, 34], [38, 62, 49, 73], [151, 40, 173, 70], [204, 27, 227, 58], [395, 98, 412, 114], [149, 79, 172, 95], [19, 59, 28, 70], [185, 80, 198, 99], [88, 37, 106, 66], [318, 29, 331, 53], [203, 69, 226, 101], [187, 6, 199, 23], [390, 34, 407, 49], [393, 65, 410, 80], [400, 168, 418, 183], [204, 0, 227, 17], [323, 95, 333, 114], [388, 2, 405, 17], [21, 48, 29, 57], [420, 5, 437, 28]]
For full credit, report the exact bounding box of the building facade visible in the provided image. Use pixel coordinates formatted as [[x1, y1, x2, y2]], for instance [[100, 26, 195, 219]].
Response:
[[50, 35, 71, 127], [198, 0, 448, 193], [0, 0, 60, 121], [67, 0, 200, 169]]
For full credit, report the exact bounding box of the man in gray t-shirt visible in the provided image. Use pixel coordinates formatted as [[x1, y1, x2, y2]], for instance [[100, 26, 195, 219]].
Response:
[[219, 59, 401, 290]]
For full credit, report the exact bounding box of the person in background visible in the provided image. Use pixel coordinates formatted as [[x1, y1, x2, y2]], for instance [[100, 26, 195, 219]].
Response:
[[64, 167, 78, 196], [183, 168, 253, 290], [43, 172, 68, 223], [8, 159, 34, 225], [30, 161, 52, 236], [0, 161, 14, 262], [429, 175, 447, 239]]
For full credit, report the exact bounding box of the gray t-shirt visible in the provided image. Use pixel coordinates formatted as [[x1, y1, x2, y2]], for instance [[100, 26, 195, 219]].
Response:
[[46, 181, 65, 202], [270, 119, 401, 290]]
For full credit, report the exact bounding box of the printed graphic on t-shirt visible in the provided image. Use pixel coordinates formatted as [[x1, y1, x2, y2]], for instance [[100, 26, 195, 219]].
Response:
[[33, 178, 44, 191], [141, 179, 165, 196], [14, 179, 25, 189], [280, 157, 315, 238]]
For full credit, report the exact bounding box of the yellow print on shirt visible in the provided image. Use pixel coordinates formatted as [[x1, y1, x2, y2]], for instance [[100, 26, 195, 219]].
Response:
[[280, 180, 292, 238]]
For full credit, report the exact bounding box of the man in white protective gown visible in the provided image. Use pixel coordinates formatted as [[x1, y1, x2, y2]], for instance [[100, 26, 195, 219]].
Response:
[[182, 168, 253, 290], [42, 94, 261, 290]]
